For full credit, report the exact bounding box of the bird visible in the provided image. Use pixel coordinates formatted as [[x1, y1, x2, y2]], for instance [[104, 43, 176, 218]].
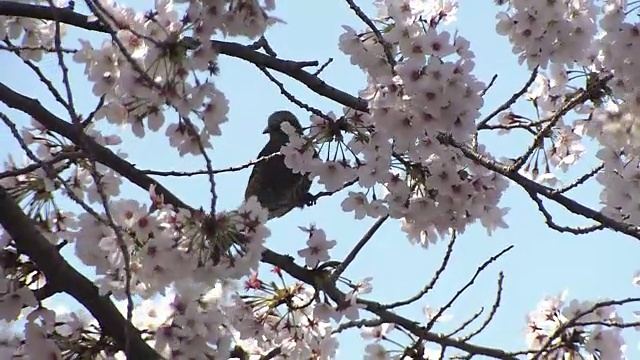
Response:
[[244, 110, 314, 220]]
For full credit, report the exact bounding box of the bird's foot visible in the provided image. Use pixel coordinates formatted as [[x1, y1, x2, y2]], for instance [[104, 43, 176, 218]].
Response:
[[300, 192, 317, 208]]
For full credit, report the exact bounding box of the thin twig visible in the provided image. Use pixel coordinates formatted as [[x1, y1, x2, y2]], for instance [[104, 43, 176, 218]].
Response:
[[344, 0, 396, 71], [460, 272, 504, 341], [313, 58, 334, 76], [445, 308, 484, 338], [332, 215, 389, 280], [257, 65, 334, 123], [48, 0, 80, 124], [3, 39, 72, 115], [382, 232, 457, 309], [0, 151, 85, 179], [310, 178, 358, 202], [477, 118, 550, 132], [424, 245, 514, 332], [141, 152, 282, 177], [552, 163, 604, 194], [332, 318, 385, 334], [0, 43, 77, 54], [477, 67, 538, 129], [82, 95, 105, 127], [480, 74, 498, 97], [180, 116, 217, 214], [249, 36, 278, 57], [527, 191, 604, 235], [399, 247, 512, 359]]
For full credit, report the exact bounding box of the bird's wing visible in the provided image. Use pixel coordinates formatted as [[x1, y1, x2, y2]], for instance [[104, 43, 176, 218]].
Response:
[[244, 139, 315, 218], [244, 141, 278, 200]]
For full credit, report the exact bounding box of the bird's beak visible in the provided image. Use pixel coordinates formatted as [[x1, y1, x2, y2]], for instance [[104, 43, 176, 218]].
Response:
[[262, 126, 269, 134]]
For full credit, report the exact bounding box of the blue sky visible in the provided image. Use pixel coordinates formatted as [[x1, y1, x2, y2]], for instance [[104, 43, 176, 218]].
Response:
[[1, 0, 639, 359]]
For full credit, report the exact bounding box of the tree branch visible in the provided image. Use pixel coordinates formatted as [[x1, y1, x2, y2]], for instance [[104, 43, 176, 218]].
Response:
[[441, 134, 640, 240], [477, 67, 538, 129], [260, 249, 520, 360], [382, 232, 457, 309], [0, 151, 85, 179], [332, 215, 389, 280]]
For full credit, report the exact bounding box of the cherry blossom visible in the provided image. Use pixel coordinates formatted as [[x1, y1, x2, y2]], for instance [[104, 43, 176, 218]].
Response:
[[297, 226, 337, 267]]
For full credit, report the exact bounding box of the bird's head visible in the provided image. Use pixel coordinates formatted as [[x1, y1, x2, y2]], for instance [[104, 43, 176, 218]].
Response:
[[263, 110, 303, 136]]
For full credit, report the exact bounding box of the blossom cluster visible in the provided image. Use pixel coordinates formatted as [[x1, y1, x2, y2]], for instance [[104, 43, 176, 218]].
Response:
[[72, 0, 278, 152], [495, 0, 598, 70], [275, 0, 511, 247]]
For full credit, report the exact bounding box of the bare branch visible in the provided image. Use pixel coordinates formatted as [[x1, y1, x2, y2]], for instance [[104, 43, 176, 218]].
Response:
[[141, 152, 283, 177], [552, 163, 604, 194], [477, 118, 550, 132], [332, 215, 389, 280], [480, 74, 499, 97], [249, 36, 278, 57], [257, 65, 333, 121], [445, 308, 484, 339], [332, 318, 385, 334], [180, 116, 217, 214], [460, 272, 505, 341], [3, 38, 73, 116], [477, 67, 538, 129], [47, 0, 80, 124], [527, 191, 605, 235], [313, 58, 334, 76], [310, 178, 358, 203], [424, 245, 513, 332], [0, 151, 85, 179], [0, 43, 77, 54], [382, 232, 457, 309]]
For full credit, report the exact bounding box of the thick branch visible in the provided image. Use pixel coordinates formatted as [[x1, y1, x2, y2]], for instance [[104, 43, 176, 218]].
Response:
[[216, 40, 368, 110], [0, 3, 107, 32], [0, 185, 161, 359]]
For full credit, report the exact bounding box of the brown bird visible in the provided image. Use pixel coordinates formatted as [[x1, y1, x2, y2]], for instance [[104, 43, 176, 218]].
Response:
[[244, 110, 314, 219]]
